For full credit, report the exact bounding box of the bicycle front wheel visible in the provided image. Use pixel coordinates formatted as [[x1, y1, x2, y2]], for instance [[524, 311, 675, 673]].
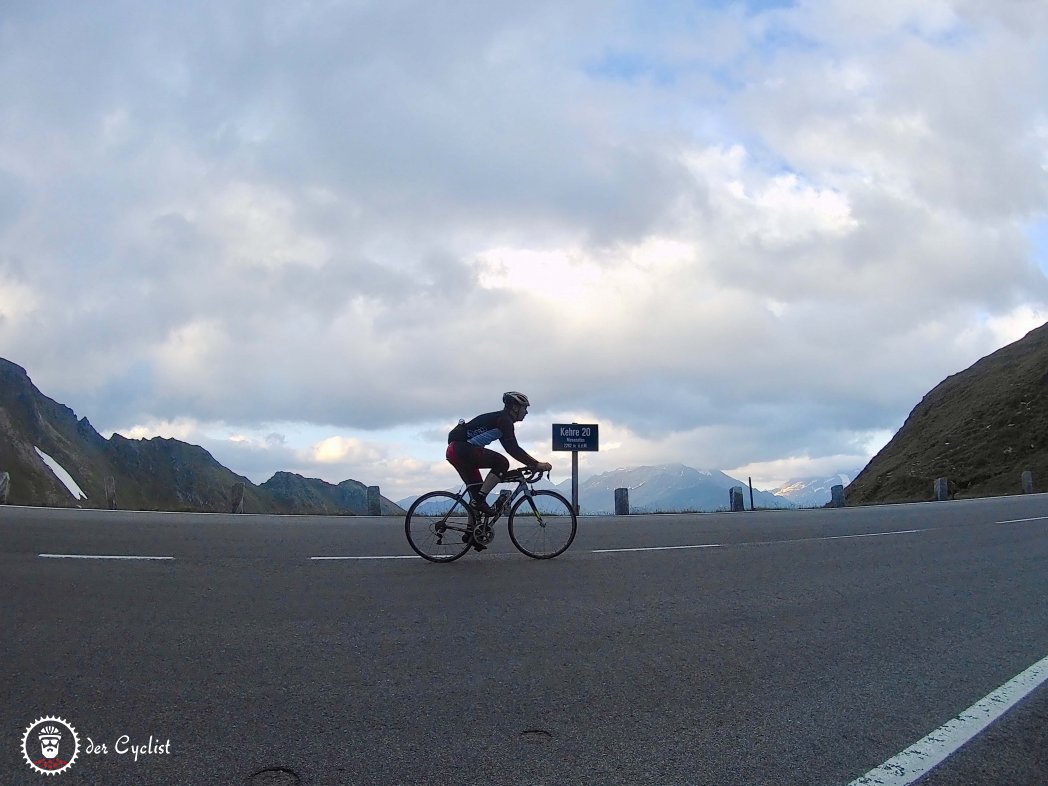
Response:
[[508, 490, 577, 559], [405, 491, 475, 563]]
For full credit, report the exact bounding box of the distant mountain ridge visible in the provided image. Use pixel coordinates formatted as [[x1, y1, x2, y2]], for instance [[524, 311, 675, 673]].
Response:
[[399, 464, 792, 514], [0, 357, 403, 514], [573, 464, 793, 513], [771, 472, 860, 508]]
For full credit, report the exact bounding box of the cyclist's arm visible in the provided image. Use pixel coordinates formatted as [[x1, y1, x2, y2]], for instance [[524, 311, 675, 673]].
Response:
[[498, 415, 542, 468]]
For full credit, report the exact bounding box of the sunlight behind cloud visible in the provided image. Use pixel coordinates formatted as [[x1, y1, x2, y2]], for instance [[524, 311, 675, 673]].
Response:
[[0, 278, 37, 325], [312, 435, 384, 465], [117, 418, 205, 442], [475, 247, 602, 298]]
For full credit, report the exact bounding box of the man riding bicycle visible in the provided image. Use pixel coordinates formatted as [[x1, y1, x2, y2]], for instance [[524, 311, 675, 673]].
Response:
[[446, 391, 553, 514]]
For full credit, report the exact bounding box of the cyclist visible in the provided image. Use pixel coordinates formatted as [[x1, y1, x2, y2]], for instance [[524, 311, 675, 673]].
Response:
[[446, 391, 553, 515]]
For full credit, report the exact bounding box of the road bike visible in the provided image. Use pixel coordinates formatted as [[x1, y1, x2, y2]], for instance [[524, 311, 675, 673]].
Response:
[[404, 467, 577, 562]]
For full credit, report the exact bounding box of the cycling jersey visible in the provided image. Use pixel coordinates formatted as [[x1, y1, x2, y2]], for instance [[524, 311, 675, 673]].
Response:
[[448, 409, 539, 467]]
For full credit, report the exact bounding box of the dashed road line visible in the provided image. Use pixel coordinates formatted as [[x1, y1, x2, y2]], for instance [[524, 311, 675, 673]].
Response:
[[594, 529, 925, 554], [592, 544, 722, 554], [311, 555, 420, 561], [996, 515, 1048, 524], [38, 554, 174, 561], [847, 652, 1048, 785]]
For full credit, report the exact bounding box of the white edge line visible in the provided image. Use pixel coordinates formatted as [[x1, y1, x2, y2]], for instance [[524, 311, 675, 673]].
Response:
[[996, 516, 1048, 524], [39, 554, 174, 561], [847, 652, 1048, 786]]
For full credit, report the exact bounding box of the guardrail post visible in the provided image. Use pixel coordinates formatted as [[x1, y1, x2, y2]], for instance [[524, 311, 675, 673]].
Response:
[[0, 471, 9, 504], [830, 484, 845, 508], [231, 482, 245, 513], [104, 476, 117, 510], [1022, 471, 1034, 494], [367, 486, 382, 516], [934, 477, 949, 501], [729, 486, 745, 512], [614, 487, 629, 515]]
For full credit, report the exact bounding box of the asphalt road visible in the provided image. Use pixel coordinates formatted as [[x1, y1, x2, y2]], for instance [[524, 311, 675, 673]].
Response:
[[3, 495, 1047, 786]]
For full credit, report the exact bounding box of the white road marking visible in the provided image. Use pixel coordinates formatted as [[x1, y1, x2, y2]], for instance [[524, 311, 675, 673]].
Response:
[[39, 554, 174, 561], [309, 529, 926, 560], [592, 544, 722, 554], [996, 515, 1048, 524], [810, 529, 923, 541], [847, 652, 1048, 786], [593, 529, 924, 554], [311, 555, 420, 560]]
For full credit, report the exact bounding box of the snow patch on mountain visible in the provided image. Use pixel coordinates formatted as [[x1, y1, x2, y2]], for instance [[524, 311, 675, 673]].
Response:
[[35, 447, 88, 500]]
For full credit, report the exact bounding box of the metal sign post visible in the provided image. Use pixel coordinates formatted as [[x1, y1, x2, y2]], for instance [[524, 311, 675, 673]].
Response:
[[551, 423, 599, 515]]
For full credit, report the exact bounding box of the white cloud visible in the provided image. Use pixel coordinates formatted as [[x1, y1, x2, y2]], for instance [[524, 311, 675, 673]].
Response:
[[1, 0, 1046, 500]]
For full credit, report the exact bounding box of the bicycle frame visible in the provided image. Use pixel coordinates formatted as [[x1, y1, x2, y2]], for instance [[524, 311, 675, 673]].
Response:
[[459, 468, 548, 524]]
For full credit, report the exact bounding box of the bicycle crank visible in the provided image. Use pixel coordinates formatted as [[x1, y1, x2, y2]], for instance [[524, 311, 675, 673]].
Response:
[[473, 524, 495, 546]]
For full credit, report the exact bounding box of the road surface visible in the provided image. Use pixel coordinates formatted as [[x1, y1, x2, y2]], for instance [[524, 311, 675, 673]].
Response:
[[3, 494, 1047, 785]]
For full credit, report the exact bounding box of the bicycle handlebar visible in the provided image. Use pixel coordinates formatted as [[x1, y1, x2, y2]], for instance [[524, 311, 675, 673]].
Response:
[[503, 467, 549, 484]]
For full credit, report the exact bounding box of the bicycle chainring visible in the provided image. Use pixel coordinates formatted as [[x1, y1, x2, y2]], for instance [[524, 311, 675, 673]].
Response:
[[474, 524, 495, 545]]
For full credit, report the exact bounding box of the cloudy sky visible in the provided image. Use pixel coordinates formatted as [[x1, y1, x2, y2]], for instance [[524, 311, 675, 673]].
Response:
[[1, 0, 1046, 501]]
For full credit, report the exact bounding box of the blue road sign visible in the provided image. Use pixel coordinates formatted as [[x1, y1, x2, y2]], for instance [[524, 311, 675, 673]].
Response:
[[552, 423, 599, 452]]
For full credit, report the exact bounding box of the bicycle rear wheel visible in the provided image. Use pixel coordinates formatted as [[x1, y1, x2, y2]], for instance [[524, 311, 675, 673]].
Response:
[[508, 490, 577, 559], [405, 491, 475, 563]]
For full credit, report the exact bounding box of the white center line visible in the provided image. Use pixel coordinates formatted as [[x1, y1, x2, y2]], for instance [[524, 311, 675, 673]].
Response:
[[592, 544, 722, 554], [847, 652, 1048, 786], [593, 529, 924, 554], [311, 555, 420, 560], [39, 554, 174, 561], [813, 529, 923, 541]]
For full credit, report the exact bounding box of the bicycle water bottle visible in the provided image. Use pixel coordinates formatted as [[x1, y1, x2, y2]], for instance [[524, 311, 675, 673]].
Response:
[[496, 489, 512, 513]]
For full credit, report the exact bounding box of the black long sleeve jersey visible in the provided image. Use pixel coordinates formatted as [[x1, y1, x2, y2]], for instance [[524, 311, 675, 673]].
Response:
[[448, 409, 538, 466]]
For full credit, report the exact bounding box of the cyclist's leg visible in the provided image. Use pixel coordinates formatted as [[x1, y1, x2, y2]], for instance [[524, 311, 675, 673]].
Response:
[[475, 450, 509, 504], [447, 442, 485, 507], [447, 443, 508, 511]]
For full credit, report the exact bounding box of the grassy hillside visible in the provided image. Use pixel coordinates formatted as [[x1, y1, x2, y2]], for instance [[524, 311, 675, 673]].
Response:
[[846, 322, 1048, 504]]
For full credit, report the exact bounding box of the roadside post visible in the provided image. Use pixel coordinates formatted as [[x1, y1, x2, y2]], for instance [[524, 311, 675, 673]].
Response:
[[552, 423, 599, 515]]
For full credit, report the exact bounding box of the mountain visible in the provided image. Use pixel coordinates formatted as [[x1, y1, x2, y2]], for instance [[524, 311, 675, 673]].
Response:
[[771, 471, 860, 508], [846, 322, 1048, 504], [570, 464, 793, 513], [262, 471, 403, 516], [0, 357, 404, 515]]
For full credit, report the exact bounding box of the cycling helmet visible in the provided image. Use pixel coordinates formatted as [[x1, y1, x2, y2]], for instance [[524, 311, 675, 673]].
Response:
[[503, 391, 530, 408]]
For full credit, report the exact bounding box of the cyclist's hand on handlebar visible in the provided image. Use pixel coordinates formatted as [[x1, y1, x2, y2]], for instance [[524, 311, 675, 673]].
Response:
[[536, 462, 553, 473]]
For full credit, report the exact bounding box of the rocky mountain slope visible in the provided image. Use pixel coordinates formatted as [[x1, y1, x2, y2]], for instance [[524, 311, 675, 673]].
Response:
[[261, 471, 402, 516], [0, 357, 403, 514], [846, 322, 1048, 504]]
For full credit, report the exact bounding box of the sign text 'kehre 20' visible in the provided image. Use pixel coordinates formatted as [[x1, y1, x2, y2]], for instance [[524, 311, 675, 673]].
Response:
[[552, 424, 599, 452]]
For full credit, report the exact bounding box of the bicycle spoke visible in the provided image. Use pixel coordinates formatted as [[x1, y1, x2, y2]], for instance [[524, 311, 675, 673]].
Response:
[[508, 490, 577, 559], [405, 491, 475, 563]]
